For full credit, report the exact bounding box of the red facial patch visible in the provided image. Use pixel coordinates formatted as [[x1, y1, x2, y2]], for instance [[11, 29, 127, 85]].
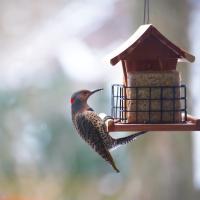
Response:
[[70, 98, 75, 104]]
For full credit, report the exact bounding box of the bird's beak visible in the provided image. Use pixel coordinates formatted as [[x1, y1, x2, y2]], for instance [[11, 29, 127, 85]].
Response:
[[90, 88, 103, 96]]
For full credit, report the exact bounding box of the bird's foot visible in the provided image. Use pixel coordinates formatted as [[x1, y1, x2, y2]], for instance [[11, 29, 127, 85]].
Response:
[[102, 115, 115, 123], [103, 116, 121, 123], [98, 113, 120, 123]]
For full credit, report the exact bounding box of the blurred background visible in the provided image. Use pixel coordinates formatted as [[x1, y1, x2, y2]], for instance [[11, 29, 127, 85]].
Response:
[[0, 0, 200, 199]]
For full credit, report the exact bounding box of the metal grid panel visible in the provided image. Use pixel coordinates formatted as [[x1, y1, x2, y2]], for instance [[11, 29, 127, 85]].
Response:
[[111, 84, 187, 124]]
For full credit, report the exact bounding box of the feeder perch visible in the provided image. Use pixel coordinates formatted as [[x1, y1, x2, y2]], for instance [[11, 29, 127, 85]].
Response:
[[106, 24, 200, 132]]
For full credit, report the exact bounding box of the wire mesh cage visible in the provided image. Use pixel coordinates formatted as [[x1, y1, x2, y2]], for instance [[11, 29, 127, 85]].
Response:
[[111, 84, 187, 124]]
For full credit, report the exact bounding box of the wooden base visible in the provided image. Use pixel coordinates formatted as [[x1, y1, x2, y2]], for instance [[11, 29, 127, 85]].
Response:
[[106, 114, 200, 132]]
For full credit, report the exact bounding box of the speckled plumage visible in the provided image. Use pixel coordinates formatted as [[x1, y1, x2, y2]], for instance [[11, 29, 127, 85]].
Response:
[[71, 89, 146, 172], [73, 110, 119, 172]]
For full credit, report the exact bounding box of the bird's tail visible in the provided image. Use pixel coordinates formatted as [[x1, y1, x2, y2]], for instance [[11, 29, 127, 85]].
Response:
[[100, 148, 120, 173], [93, 140, 120, 173], [99, 149, 120, 173], [115, 131, 147, 147], [110, 160, 120, 173]]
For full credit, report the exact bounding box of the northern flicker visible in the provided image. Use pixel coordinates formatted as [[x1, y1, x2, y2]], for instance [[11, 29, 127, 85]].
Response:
[[71, 89, 147, 172]]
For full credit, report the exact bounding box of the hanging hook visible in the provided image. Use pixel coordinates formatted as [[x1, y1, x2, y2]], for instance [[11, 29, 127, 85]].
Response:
[[143, 0, 150, 24]]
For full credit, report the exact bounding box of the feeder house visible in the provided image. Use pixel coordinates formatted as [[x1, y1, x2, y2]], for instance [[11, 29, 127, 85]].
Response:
[[106, 24, 200, 132]]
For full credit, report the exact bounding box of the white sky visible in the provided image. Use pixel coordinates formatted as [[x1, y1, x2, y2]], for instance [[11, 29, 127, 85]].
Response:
[[0, 0, 122, 89]]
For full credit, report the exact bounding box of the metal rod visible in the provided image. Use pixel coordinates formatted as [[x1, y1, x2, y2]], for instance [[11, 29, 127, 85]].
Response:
[[184, 86, 187, 122], [112, 85, 116, 118], [160, 87, 163, 122], [124, 86, 127, 122], [120, 86, 122, 121], [173, 87, 175, 122], [116, 86, 119, 120], [144, 0, 150, 24], [149, 87, 151, 123], [136, 87, 138, 123]]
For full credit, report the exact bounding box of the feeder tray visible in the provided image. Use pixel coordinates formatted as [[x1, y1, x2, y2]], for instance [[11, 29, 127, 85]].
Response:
[[106, 114, 200, 132]]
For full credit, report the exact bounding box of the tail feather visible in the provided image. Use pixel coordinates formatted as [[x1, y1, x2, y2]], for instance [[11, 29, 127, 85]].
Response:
[[115, 131, 147, 147], [94, 141, 120, 173], [101, 150, 120, 173], [110, 160, 120, 173]]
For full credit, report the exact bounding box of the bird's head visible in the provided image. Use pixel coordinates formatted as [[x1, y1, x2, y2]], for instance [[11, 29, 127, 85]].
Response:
[[70, 89, 103, 105]]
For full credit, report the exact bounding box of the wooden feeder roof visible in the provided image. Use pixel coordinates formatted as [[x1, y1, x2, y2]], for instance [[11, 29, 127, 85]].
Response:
[[107, 24, 195, 66]]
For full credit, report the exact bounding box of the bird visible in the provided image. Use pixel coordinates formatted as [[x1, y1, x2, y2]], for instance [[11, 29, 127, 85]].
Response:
[[70, 89, 147, 173]]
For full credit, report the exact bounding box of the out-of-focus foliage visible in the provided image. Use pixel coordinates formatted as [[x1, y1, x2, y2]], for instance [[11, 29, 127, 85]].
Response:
[[0, 72, 118, 198]]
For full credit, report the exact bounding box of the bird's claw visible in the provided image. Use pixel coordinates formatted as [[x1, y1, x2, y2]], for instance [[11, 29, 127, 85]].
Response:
[[102, 115, 115, 123]]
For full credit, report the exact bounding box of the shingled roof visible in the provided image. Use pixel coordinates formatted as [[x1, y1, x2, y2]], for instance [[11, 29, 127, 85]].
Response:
[[107, 24, 195, 66]]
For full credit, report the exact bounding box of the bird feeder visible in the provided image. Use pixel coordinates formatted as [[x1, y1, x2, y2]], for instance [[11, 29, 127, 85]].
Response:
[[106, 24, 200, 132]]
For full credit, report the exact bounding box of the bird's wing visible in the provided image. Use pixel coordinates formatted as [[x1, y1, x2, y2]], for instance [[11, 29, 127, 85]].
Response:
[[74, 111, 119, 172], [74, 111, 108, 143]]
